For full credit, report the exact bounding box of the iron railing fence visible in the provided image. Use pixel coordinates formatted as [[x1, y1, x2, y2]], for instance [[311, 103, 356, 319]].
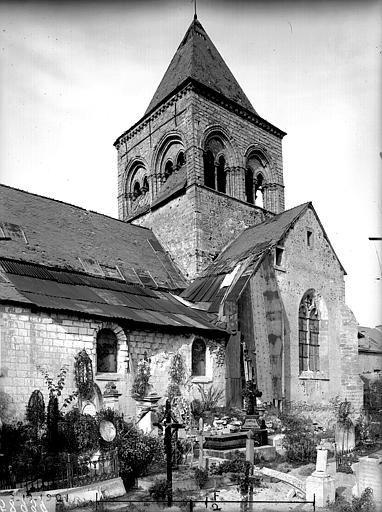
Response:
[[95, 496, 316, 512], [335, 447, 357, 473], [0, 450, 118, 492]]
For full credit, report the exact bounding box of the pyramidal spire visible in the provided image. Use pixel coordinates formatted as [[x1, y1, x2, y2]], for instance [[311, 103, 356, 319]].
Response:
[[145, 19, 257, 116]]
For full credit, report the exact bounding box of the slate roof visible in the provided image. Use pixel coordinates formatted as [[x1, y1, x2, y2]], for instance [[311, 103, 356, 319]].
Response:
[[358, 326, 382, 354], [145, 18, 257, 116], [182, 202, 345, 311], [0, 184, 185, 290], [0, 258, 226, 335]]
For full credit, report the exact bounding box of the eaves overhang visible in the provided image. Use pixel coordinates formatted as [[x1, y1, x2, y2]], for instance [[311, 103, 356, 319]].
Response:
[[114, 78, 286, 148]]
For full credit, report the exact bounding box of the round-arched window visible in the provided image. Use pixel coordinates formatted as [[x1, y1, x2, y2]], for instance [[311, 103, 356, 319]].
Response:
[[97, 329, 118, 373], [192, 338, 206, 376]]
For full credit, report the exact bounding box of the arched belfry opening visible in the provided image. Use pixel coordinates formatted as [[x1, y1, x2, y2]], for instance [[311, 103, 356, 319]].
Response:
[[245, 152, 268, 208], [217, 155, 226, 193], [203, 136, 228, 192], [203, 150, 215, 189]]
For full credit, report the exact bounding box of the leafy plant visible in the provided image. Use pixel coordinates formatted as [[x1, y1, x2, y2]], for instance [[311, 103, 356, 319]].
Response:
[[74, 349, 95, 401], [197, 385, 224, 411], [193, 467, 209, 488], [38, 364, 78, 409], [279, 412, 316, 463], [329, 487, 376, 512], [167, 353, 186, 401], [169, 353, 186, 385], [60, 408, 99, 454], [131, 358, 151, 399], [117, 420, 164, 485], [167, 382, 181, 401]]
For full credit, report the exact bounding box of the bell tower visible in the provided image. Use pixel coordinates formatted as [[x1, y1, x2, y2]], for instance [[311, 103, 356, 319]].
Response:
[[115, 17, 286, 280]]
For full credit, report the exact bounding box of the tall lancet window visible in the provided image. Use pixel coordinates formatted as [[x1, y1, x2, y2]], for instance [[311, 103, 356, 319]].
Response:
[[299, 291, 320, 373]]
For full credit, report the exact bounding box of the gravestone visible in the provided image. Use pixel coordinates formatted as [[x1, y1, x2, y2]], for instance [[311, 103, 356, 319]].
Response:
[[352, 450, 382, 505], [306, 448, 335, 507], [335, 423, 355, 452]]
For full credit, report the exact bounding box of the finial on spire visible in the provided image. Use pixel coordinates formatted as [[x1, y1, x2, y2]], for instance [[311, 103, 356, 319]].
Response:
[[194, 0, 197, 20]]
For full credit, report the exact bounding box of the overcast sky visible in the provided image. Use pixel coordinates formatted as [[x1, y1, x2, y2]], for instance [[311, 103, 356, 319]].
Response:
[[1, 0, 381, 326]]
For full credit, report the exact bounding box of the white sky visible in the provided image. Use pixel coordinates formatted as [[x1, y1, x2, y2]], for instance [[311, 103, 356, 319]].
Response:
[[0, 0, 381, 326]]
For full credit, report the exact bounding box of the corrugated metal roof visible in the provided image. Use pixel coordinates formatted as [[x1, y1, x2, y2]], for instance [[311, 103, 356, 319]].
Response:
[[0, 258, 227, 336]]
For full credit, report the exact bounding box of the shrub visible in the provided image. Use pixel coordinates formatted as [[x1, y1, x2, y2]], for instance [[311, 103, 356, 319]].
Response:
[[280, 412, 316, 463], [329, 487, 376, 512], [60, 408, 99, 454], [149, 478, 168, 500], [118, 421, 165, 482], [193, 467, 209, 488], [209, 453, 249, 475]]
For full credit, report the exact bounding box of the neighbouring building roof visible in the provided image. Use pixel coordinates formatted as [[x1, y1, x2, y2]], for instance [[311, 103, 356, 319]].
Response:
[[182, 202, 345, 311], [358, 325, 382, 354], [0, 184, 185, 290], [0, 258, 227, 335], [145, 18, 257, 116]]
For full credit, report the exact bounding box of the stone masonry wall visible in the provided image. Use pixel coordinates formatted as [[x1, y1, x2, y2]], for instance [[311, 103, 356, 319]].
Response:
[[275, 207, 363, 410], [116, 86, 285, 280], [0, 305, 226, 421], [134, 185, 271, 280], [189, 91, 285, 213]]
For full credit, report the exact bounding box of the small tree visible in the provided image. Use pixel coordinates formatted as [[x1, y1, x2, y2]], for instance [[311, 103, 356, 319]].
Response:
[[38, 364, 78, 452], [167, 353, 186, 401]]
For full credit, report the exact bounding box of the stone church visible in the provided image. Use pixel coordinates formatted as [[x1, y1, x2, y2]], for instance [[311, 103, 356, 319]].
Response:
[[0, 17, 363, 421]]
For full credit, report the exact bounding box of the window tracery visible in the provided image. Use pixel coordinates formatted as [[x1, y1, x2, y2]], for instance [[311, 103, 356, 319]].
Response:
[[299, 291, 320, 373]]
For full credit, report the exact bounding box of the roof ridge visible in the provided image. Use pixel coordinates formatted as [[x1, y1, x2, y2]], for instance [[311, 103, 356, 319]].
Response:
[[0, 182, 153, 232]]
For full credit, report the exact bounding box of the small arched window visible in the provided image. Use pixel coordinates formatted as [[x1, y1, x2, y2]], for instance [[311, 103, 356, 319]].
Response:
[[217, 155, 226, 193], [299, 291, 320, 373], [164, 161, 174, 180], [142, 177, 149, 193], [255, 173, 264, 208], [203, 150, 215, 189], [97, 328, 118, 373], [192, 338, 206, 376], [133, 181, 142, 199], [177, 152, 185, 169]]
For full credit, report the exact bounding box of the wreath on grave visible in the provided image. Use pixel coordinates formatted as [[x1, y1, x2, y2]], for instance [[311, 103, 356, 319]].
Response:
[[74, 349, 95, 401], [26, 389, 46, 430]]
